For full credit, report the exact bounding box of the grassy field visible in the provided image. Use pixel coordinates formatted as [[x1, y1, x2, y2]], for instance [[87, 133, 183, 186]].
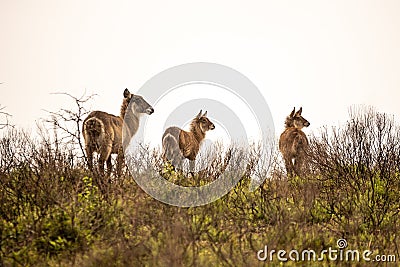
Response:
[[1, 106, 400, 266]]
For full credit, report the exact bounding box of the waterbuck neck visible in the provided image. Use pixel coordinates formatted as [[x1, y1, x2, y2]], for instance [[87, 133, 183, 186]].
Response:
[[284, 117, 293, 128], [120, 98, 141, 136], [120, 98, 130, 119], [190, 120, 206, 143]]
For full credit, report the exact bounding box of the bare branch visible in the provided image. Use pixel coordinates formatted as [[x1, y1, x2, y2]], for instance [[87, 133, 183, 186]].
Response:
[[0, 105, 13, 130], [43, 91, 97, 163]]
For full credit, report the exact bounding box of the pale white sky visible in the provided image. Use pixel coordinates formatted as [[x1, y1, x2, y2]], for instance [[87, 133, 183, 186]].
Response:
[[1, 0, 400, 139]]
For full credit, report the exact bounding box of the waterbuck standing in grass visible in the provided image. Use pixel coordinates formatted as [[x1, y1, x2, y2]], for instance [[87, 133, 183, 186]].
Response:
[[162, 110, 215, 170], [83, 88, 154, 176], [279, 107, 310, 176]]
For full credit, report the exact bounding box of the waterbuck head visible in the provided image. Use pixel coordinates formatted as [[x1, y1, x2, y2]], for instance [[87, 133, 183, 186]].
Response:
[[285, 107, 310, 129], [195, 110, 215, 133], [123, 88, 154, 115]]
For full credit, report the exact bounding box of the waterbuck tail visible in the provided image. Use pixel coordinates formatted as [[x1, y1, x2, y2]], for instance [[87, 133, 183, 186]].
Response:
[[83, 117, 104, 139]]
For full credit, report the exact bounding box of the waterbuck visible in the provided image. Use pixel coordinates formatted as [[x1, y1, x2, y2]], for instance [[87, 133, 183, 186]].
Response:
[[162, 110, 215, 170], [82, 88, 154, 176], [279, 107, 310, 176]]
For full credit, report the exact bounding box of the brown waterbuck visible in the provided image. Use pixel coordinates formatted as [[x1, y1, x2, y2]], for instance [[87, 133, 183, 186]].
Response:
[[162, 110, 215, 170], [82, 88, 154, 176], [279, 107, 310, 176]]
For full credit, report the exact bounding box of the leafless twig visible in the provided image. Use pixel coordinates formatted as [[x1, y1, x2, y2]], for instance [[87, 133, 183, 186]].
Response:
[[0, 105, 13, 130], [43, 91, 97, 163]]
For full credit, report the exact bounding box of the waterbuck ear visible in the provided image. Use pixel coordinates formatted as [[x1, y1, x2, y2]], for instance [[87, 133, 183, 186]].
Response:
[[290, 107, 296, 117], [123, 88, 131, 98], [296, 107, 303, 116], [203, 111, 207, 117], [196, 110, 203, 119]]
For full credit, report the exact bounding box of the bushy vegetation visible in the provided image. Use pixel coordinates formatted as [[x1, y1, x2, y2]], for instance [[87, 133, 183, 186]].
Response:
[[1, 106, 400, 266]]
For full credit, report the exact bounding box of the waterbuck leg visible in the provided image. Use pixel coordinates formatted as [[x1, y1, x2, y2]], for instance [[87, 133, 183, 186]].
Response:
[[189, 160, 195, 173], [106, 156, 112, 176], [284, 157, 295, 177], [86, 148, 94, 171], [116, 150, 124, 177], [98, 160, 105, 175], [99, 144, 112, 177]]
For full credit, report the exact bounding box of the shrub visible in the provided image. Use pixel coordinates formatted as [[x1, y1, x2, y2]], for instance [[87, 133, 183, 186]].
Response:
[[1, 105, 399, 266]]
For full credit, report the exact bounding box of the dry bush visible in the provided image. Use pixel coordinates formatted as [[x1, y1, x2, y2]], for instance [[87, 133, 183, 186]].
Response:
[[44, 92, 96, 167], [2, 102, 400, 266], [308, 106, 400, 243]]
